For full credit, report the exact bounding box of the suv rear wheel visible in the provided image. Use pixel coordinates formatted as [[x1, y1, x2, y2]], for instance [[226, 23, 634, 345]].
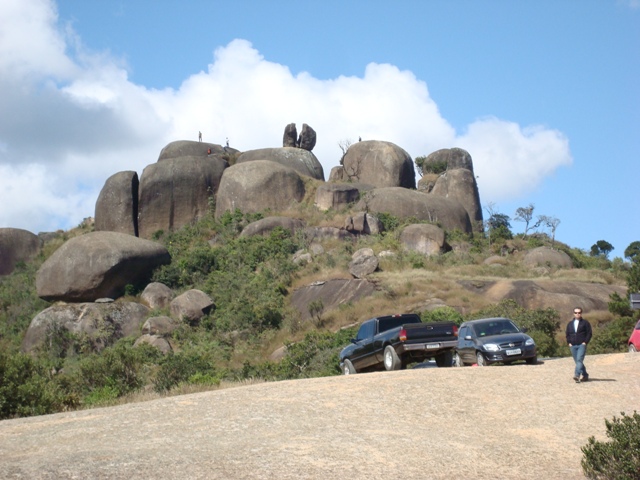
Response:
[[383, 346, 402, 371]]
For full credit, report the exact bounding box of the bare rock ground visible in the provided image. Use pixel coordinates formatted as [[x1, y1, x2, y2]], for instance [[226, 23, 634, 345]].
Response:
[[0, 353, 638, 479]]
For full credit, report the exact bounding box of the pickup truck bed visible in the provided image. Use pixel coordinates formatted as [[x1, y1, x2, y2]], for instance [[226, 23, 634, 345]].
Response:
[[339, 314, 458, 374]]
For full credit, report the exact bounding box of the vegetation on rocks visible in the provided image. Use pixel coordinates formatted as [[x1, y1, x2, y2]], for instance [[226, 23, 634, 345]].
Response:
[[0, 203, 638, 420]]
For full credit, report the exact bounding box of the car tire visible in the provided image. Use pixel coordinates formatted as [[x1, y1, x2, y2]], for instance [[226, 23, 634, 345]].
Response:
[[476, 351, 487, 366], [629, 344, 638, 353], [343, 359, 356, 375], [383, 346, 402, 371], [435, 351, 454, 368], [454, 352, 465, 367], [526, 356, 538, 365]]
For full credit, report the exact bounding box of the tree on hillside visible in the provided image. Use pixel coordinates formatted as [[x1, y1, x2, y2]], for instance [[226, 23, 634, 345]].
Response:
[[590, 240, 614, 259], [337, 138, 352, 165], [514, 203, 536, 238], [537, 215, 561, 245], [624, 241, 640, 263], [484, 203, 512, 244]]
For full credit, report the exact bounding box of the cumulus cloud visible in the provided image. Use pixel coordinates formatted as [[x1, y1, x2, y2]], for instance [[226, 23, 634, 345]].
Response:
[[0, 0, 573, 234]]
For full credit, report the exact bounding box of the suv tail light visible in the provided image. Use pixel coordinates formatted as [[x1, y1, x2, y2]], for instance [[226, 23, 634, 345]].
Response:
[[399, 328, 407, 342], [453, 325, 459, 337]]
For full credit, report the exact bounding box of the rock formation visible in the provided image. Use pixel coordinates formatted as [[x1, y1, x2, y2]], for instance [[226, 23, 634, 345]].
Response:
[[0, 228, 41, 276], [283, 123, 298, 148], [214, 161, 306, 218], [400, 224, 450, 256], [298, 124, 317, 151], [36, 232, 171, 302], [333, 140, 416, 189], [314, 183, 374, 211], [236, 147, 324, 180], [240, 217, 306, 238], [94, 171, 139, 236]]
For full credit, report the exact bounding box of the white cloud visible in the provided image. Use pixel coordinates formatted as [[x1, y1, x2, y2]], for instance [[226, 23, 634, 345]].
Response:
[[0, 1, 573, 234]]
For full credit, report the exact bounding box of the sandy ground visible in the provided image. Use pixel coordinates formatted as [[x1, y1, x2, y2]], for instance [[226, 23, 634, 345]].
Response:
[[0, 353, 638, 479]]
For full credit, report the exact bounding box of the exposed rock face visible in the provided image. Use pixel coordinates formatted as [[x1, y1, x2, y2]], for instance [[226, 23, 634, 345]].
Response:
[[134, 334, 172, 354], [236, 147, 324, 180], [338, 140, 415, 188], [94, 171, 139, 236], [425, 148, 474, 172], [430, 148, 482, 232], [283, 123, 298, 148], [141, 315, 181, 336], [522, 247, 573, 268], [138, 154, 228, 239], [141, 282, 174, 310], [0, 228, 41, 276], [290, 278, 376, 321], [22, 302, 150, 353], [344, 213, 383, 235], [157, 140, 230, 160], [314, 183, 374, 211], [458, 279, 624, 314], [349, 248, 379, 278], [36, 232, 171, 302], [356, 187, 473, 233], [400, 224, 450, 256], [170, 289, 215, 324], [417, 173, 439, 193], [240, 217, 306, 238], [303, 226, 355, 242], [328, 166, 345, 182], [298, 124, 316, 151], [215, 161, 306, 218]]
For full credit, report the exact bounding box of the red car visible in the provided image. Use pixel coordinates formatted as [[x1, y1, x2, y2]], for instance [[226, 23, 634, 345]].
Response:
[[629, 319, 640, 352]]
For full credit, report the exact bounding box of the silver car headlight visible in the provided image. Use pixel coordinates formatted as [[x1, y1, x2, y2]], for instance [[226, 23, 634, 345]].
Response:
[[483, 343, 500, 352], [525, 337, 535, 346]]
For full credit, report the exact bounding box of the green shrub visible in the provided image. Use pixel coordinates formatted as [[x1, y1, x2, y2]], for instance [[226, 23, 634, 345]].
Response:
[[589, 316, 636, 354], [153, 351, 218, 393], [581, 411, 640, 480], [421, 306, 464, 326]]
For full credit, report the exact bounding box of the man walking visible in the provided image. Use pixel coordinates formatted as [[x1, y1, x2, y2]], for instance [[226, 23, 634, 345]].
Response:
[[565, 307, 592, 383]]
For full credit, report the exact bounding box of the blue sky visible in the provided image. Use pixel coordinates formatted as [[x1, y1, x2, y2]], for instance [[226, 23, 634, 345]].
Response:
[[1, 0, 638, 256]]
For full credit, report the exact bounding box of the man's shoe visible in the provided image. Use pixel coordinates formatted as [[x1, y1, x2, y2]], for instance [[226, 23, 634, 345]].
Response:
[[573, 376, 580, 383], [581, 374, 589, 382]]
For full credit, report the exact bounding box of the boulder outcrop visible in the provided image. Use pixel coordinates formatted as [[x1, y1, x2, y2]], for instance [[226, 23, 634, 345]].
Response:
[[215, 161, 306, 218], [298, 124, 317, 151], [0, 228, 41, 276], [522, 247, 573, 268], [336, 140, 415, 189], [170, 289, 215, 325], [36, 232, 171, 302], [344, 212, 383, 235], [290, 278, 376, 321], [141, 282, 174, 310], [138, 155, 228, 239], [236, 147, 324, 180], [400, 224, 450, 256], [314, 183, 374, 211], [157, 140, 233, 161], [356, 187, 473, 233], [94, 171, 139, 236], [240, 216, 306, 238], [349, 248, 379, 278], [283, 123, 298, 148], [22, 301, 150, 353]]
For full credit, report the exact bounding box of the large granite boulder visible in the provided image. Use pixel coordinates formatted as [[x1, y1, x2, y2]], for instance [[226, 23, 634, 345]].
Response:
[[22, 301, 150, 353], [290, 278, 376, 321], [336, 140, 415, 188], [157, 140, 235, 161], [344, 213, 384, 235], [141, 315, 181, 336], [400, 224, 450, 256], [423, 148, 474, 172], [314, 183, 374, 211], [138, 154, 228, 239], [94, 171, 139, 236], [349, 248, 379, 278], [170, 289, 215, 324], [430, 148, 483, 232], [302, 226, 355, 242], [215, 161, 306, 218], [240, 217, 306, 238], [0, 228, 41, 276], [298, 124, 317, 151], [356, 187, 473, 233], [36, 232, 171, 302], [141, 282, 174, 310], [236, 147, 324, 180], [283, 123, 298, 148], [133, 334, 172, 354], [522, 247, 573, 268]]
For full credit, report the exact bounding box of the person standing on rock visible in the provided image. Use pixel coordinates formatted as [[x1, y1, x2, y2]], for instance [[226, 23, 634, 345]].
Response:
[[198, 131, 202, 142], [565, 307, 592, 383]]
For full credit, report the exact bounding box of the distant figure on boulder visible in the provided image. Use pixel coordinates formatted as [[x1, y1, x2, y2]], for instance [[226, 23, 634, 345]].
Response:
[[198, 131, 202, 142], [207, 148, 211, 155], [226, 137, 229, 148]]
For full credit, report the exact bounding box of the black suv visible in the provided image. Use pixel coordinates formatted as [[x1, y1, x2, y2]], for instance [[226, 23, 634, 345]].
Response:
[[455, 317, 537, 366]]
